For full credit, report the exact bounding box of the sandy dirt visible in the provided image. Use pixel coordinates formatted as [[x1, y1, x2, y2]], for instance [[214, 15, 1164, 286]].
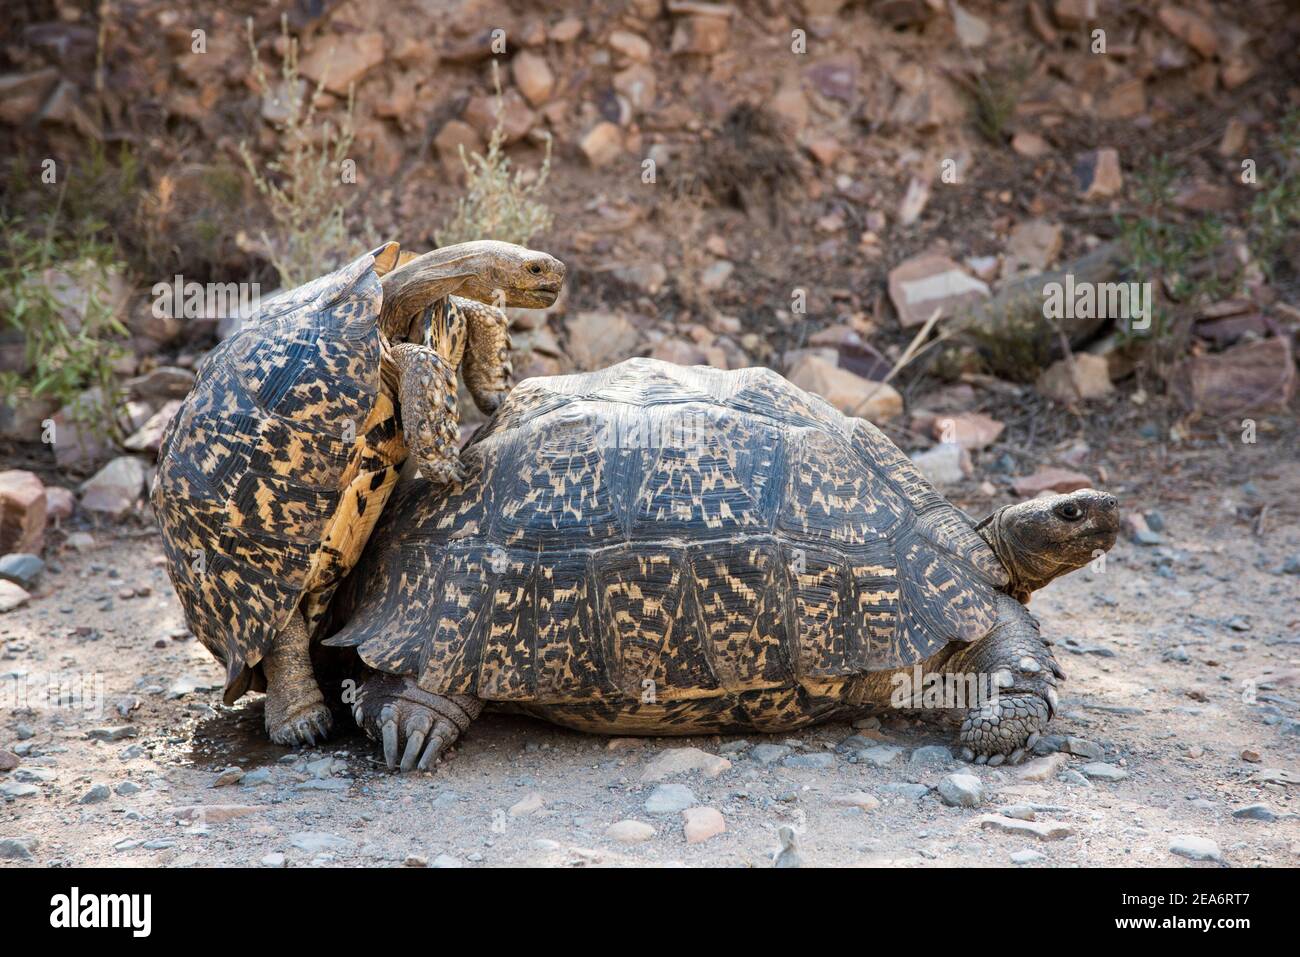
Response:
[[1, 459, 1297, 868]]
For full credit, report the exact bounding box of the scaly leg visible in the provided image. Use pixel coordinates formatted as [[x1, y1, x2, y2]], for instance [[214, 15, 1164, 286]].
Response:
[[389, 341, 464, 484], [262, 611, 332, 746], [454, 296, 514, 414], [352, 672, 483, 771], [940, 593, 1064, 766]]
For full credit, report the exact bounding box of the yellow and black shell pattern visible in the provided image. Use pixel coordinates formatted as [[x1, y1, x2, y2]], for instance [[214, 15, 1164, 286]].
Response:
[[326, 358, 1010, 718], [152, 244, 406, 704]]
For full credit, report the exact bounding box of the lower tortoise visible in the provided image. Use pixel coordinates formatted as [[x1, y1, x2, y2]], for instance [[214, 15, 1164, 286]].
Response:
[[325, 358, 1120, 770]]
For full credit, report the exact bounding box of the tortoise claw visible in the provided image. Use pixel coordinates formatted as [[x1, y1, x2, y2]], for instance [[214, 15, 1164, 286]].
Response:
[[381, 710, 400, 769]]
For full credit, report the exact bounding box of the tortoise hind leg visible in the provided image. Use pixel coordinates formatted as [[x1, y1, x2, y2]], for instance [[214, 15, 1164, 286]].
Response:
[[353, 672, 483, 772], [939, 593, 1064, 766], [262, 611, 332, 746]]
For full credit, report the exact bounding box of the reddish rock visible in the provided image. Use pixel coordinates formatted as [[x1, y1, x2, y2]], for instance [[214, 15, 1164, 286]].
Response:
[[1037, 354, 1114, 403], [609, 30, 653, 63], [433, 120, 484, 167], [0, 470, 46, 555], [45, 486, 75, 522], [682, 806, 726, 844], [787, 355, 902, 422], [1074, 148, 1123, 200], [931, 413, 1005, 451], [0, 580, 30, 613], [1171, 337, 1296, 414], [463, 90, 535, 144], [580, 122, 624, 167], [511, 50, 555, 106], [671, 15, 731, 55], [1157, 5, 1218, 58], [1013, 468, 1093, 497], [888, 254, 990, 328], [79, 456, 146, 520], [1012, 131, 1051, 158], [298, 32, 385, 95]]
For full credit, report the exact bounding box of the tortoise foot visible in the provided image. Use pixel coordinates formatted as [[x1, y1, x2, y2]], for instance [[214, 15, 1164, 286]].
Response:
[[353, 672, 483, 772], [267, 699, 333, 747], [958, 693, 1051, 763]]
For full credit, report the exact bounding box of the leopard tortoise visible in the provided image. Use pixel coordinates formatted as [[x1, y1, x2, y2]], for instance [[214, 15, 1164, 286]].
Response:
[[324, 358, 1119, 770], [152, 240, 564, 745]]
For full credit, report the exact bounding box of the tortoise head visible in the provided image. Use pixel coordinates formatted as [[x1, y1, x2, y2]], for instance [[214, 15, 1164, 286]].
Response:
[[977, 489, 1120, 601], [453, 240, 566, 309]]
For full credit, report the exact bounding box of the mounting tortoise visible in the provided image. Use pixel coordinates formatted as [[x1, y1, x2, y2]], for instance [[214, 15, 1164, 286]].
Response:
[[324, 358, 1120, 770], [152, 240, 565, 745]]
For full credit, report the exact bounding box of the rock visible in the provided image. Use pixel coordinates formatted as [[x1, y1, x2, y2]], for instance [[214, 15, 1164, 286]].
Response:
[[831, 791, 882, 810], [937, 773, 985, 807], [430, 853, 462, 868], [0, 69, 59, 124], [671, 15, 731, 55], [1012, 468, 1092, 497], [124, 366, 195, 401], [681, 806, 725, 844], [85, 725, 138, 742], [45, 486, 75, 521], [1037, 354, 1114, 403], [550, 18, 583, 42], [612, 263, 668, 295], [1170, 336, 1296, 414], [750, 743, 792, 765], [912, 444, 971, 487], [699, 260, 734, 292], [1052, 0, 1098, 27], [1014, 753, 1069, 782], [512, 50, 555, 106], [1011, 131, 1052, 158], [0, 749, 19, 771], [80, 784, 110, 804], [0, 781, 39, 798], [1010, 848, 1046, 864], [979, 815, 1074, 841], [880, 782, 931, 800], [931, 413, 1004, 451], [1097, 78, 1146, 121], [910, 745, 953, 765], [950, 1, 990, 46], [641, 747, 731, 781], [1157, 5, 1218, 58], [0, 580, 31, 613], [79, 456, 146, 519], [613, 63, 657, 112], [897, 176, 931, 226], [1074, 148, 1123, 200], [580, 122, 624, 167], [606, 819, 656, 843], [566, 311, 640, 370], [1169, 835, 1221, 862], [123, 400, 182, 455], [434, 119, 484, 166], [115, 781, 141, 796], [508, 792, 545, 816], [1005, 219, 1063, 274], [463, 90, 535, 144], [1232, 804, 1276, 822], [786, 354, 903, 422], [0, 470, 46, 555], [169, 804, 261, 823], [888, 254, 990, 328], [0, 837, 36, 860], [644, 783, 697, 814], [773, 825, 803, 867], [299, 32, 385, 95], [260, 852, 286, 868], [1079, 762, 1128, 781], [0, 553, 43, 590], [289, 832, 352, 854], [1063, 737, 1104, 760], [783, 752, 835, 770], [857, 745, 904, 768], [608, 30, 652, 63]]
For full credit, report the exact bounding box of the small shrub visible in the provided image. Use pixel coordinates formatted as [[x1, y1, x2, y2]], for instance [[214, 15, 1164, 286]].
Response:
[[239, 15, 356, 289], [436, 63, 553, 248]]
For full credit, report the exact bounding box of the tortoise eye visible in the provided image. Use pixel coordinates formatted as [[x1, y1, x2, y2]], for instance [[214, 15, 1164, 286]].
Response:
[[528, 263, 542, 275], [1056, 502, 1083, 521]]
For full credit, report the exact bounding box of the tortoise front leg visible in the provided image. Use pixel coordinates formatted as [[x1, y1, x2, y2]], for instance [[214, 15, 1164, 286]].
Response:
[[453, 296, 514, 414], [389, 342, 464, 484], [262, 611, 332, 746], [352, 672, 483, 771], [940, 593, 1064, 765]]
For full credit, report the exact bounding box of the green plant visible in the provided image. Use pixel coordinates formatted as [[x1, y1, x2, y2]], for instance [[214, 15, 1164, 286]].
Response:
[[239, 15, 356, 288], [968, 60, 1028, 145], [1246, 110, 1300, 281], [436, 63, 553, 248], [0, 214, 130, 433]]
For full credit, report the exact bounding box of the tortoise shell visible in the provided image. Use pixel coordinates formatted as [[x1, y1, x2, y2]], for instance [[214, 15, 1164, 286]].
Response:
[[152, 244, 407, 703], [326, 358, 1010, 714]]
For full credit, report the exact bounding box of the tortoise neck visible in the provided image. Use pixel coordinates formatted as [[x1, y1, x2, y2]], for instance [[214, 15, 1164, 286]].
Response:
[[978, 506, 1058, 601], [378, 244, 497, 340]]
